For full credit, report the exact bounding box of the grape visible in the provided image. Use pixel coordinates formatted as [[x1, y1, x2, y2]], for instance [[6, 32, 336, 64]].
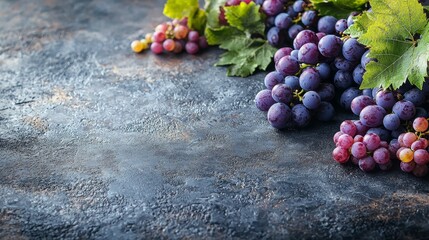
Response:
[[255, 89, 276, 111], [352, 64, 365, 85], [335, 19, 348, 33], [284, 76, 300, 91], [150, 42, 163, 54], [400, 161, 416, 173], [388, 139, 400, 158], [337, 134, 354, 149], [372, 87, 381, 98], [286, 5, 299, 18], [361, 49, 371, 68], [367, 128, 391, 142], [316, 32, 326, 41], [373, 147, 390, 165], [399, 148, 414, 163], [302, 91, 321, 110], [317, 83, 335, 101], [262, 0, 284, 16], [347, 12, 359, 27], [333, 147, 350, 163], [292, 0, 306, 12], [288, 24, 304, 40], [392, 100, 416, 121], [188, 31, 199, 42], [340, 87, 361, 111], [272, 84, 293, 104], [316, 102, 335, 121], [264, 71, 285, 90], [198, 36, 209, 49], [185, 42, 199, 54], [333, 131, 344, 144], [340, 120, 357, 136], [173, 40, 184, 53], [301, 10, 318, 27], [163, 39, 176, 52], [131, 40, 144, 53], [318, 35, 342, 58], [351, 95, 376, 116], [363, 133, 381, 151], [316, 63, 331, 80], [299, 67, 321, 91], [413, 117, 429, 132], [267, 27, 286, 47], [173, 25, 189, 39], [298, 43, 319, 65], [375, 90, 396, 111], [292, 104, 311, 127], [404, 88, 425, 107], [396, 147, 406, 159], [267, 103, 292, 129], [351, 142, 367, 159], [153, 31, 166, 43], [145, 33, 153, 44], [359, 156, 376, 172], [397, 82, 413, 94], [360, 105, 386, 128], [334, 57, 358, 71], [334, 70, 354, 90], [275, 13, 292, 29], [403, 132, 418, 147], [362, 89, 372, 97], [412, 164, 428, 177], [276, 56, 300, 76], [411, 138, 428, 151], [318, 16, 337, 34], [378, 161, 392, 171], [293, 30, 318, 50], [342, 38, 367, 61], [383, 113, 400, 131], [414, 149, 429, 165], [355, 136, 364, 142], [351, 156, 360, 165], [354, 120, 370, 136], [290, 50, 299, 60], [155, 23, 168, 33], [274, 47, 293, 65]]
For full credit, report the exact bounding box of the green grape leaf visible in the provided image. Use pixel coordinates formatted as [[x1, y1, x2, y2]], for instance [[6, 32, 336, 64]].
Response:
[[163, 0, 199, 19], [205, 0, 227, 28], [204, 26, 246, 45], [215, 38, 276, 77], [358, 0, 429, 90], [224, 2, 265, 36], [344, 11, 374, 38], [188, 7, 207, 33], [311, 0, 369, 19]]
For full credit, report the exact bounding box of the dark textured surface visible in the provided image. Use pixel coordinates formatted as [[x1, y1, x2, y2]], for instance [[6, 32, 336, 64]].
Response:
[[1, 0, 429, 239]]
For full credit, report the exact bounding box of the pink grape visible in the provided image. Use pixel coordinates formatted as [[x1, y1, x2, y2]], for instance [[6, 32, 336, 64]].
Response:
[[333, 147, 350, 163], [337, 134, 354, 149], [400, 161, 416, 172], [150, 42, 163, 54], [351, 142, 367, 159], [340, 120, 357, 137], [413, 149, 429, 165], [363, 133, 381, 151], [373, 147, 390, 164]]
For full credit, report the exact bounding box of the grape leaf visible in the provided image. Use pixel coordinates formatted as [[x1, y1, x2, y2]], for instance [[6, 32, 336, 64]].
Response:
[[344, 11, 374, 38], [358, 0, 429, 90], [163, 0, 199, 19], [188, 8, 207, 33], [311, 0, 369, 19], [224, 2, 265, 36], [204, 26, 246, 45], [215, 39, 276, 77], [205, 0, 227, 28]]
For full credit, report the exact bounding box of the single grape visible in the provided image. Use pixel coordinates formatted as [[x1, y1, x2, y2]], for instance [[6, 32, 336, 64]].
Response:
[[360, 105, 386, 128], [335, 19, 348, 33], [351, 156, 360, 165], [267, 102, 292, 129], [351, 142, 367, 159], [150, 42, 163, 54], [383, 113, 400, 131], [264, 71, 285, 90], [288, 24, 304, 40], [188, 31, 199, 42], [354, 120, 370, 136], [298, 43, 319, 65], [284, 76, 300, 91], [318, 35, 342, 58], [362, 89, 372, 97], [340, 120, 357, 136], [411, 138, 428, 151], [396, 147, 407, 159], [173, 25, 189, 39], [153, 31, 166, 43], [302, 91, 321, 110], [337, 134, 354, 149], [334, 70, 354, 90], [414, 149, 429, 165], [333, 146, 350, 163], [373, 147, 390, 165], [404, 88, 425, 107], [198, 36, 209, 49], [412, 164, 428, 177], [342, 38, 366, 61], [185, 42, 199, 54], [361, 49, 372, 68], [316, 32, 326, 41], [272, 84, 293, 104], [388, 139, 400, 158], [352, 64, 365, 85], [262, 0, 284, 16], [316, 83, 335, 102], [351, 95, 375, 116], [354, 135, 364, 142], [131, 40, 144, 53], [276, 56, 300, 76], [413, 117, 429, 132], [275, 13, 292, 29], [274, 47, 293, 65], [292, 0, 306, 12], [372, 87, 381, 98], [392, 100, 416, 121], [299, 67, 321, 91], [399, 148, 414, 163], [340, 87, 361, 111], [402, 132, 418, 147], [173, 40, 184, 53], [155, 23, 168, 33], [318, 16, 337, 34], [334, 57, 358, 71], [400, 161, 416, 173], [145, 33, 153, 44], [301, 10, 318, 27], [163, 39, 175, 52], [293, 30, 318, 50], [347, 12, 359, 27], [363, 133, 381, 151], [290, 50, 299, 60], [359, 156, 376, 172], [255, 89, 276, 111], [375, 90, 396, 111], [292, 104, 311, 127], [267, 27, 286, 47], [333, 131, 344, 144], [316, 101, 335, 121], [286, 5, 298, 18]]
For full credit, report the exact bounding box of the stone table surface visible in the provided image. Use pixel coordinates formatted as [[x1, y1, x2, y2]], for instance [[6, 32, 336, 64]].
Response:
[[1, 0, 429, 239]]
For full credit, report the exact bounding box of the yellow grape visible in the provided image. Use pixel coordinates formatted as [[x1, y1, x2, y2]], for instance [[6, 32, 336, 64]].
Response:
[[399, 148, 414, 163], [131, 40, 144, 53]]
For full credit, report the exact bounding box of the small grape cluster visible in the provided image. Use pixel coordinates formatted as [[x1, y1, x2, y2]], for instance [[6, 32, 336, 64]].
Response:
[[131, 18, 208, 55]]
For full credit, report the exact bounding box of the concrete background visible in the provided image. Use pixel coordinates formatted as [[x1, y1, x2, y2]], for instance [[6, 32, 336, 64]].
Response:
[[0, 0, 429, 239]]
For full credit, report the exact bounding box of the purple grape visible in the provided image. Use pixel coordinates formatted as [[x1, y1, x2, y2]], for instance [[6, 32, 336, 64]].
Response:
[[388, 139, 400, 158], [198, 36, 209, 49], [302, 91, 321, 110], [317, 83, 335, 101], [316, 63, 331, 80], [292, 0, 306, 12], [301, 10, 318, 27], [334, 70, 354, 90], [267, 27, 286, 47], [264, 71, 285, 89], [292, 104, 311, 127], [340, 120, 357, 136], [316, 101, 335, 121], [298, 43, 319, 65], [352, 64, 365, 85], [299, 67, 321, 91], [318, 35, 342, 58], [275, 13, 293, 29], [375, 90, 396, 111], [392, 100, 416, 121], [361, 49, 372, 68], [363, 133, 381, 151], [317, 16, 337, 34], [290, 49, 299, 60], [335, 19, 348, 33], [316, 32, 326, 41], [293, 30, 318, 50], [373, 147, 390, 165], [362, 89, 372, 97], [262, 0, 284, 16], [333, 146, 350, 163], [404, 88, 425, 107], [354, 120, 370, 136], [414, 149, 429, 165], [359, 156, 376, 172], [286, 5, 298, 18], [334, 57, 358, 71], [255, 89, 276, 111], [288, 24, 304, 40], [337, 134, 354, 149], [342, 38, 367, 61], [267, 102, 292, 129], [266, 16, 275, 28], [360, 105, 386, 128], [367, 128, 391, 142], [400, 161, 416, 173], [347, 12, 359, 27], [274, 47, 293, 65], [340, 87, 361, 111], [271, 84, 293, 104], [351, 142, 367, 159], [276, 56, 300, 76], [185, 42, 199, 54], [351, 95, 376, 116], [284, 76, 300, 91], [383, 113, 400, 131], [372, 87, 381, 98]]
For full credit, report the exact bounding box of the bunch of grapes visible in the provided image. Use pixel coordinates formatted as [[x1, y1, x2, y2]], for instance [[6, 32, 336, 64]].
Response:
[[131, 18, 208, 55]]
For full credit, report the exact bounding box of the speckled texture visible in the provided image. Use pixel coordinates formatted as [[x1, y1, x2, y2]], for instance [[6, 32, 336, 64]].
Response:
[[1, 0, 429, 239]]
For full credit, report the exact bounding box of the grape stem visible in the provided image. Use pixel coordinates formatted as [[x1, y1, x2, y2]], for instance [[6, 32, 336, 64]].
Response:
[[293, 89, 305, 101]]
